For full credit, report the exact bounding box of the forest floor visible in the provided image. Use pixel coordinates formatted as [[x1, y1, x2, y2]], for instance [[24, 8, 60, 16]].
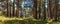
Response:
[[0, 15, 36, 21], [0, 15, 60, 24], [0, 15, 28, 21]]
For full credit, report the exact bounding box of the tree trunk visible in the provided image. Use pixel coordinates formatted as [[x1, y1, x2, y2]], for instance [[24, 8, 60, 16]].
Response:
[[43, 1, 46, 20], [54, 0, 58, 21], [16, 0, 19, 17], [33, 0, 37, 19], [6, 0, 9, 17], [39, 0, 41, 19], [48, 0, 53, 19], [48, 0, 58, 20]]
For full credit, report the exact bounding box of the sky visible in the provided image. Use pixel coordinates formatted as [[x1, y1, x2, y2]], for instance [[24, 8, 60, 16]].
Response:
[[21, 0, 34, 8], [57, 0, 60, 4], [0, 0, 60, 8]]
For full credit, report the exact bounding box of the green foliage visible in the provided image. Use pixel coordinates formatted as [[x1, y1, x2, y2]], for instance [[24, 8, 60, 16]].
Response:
[[24, 18, 47, 24], [4, 20, 15, 24], [3, 18, 47, 24], [0, 18, 60, 24]]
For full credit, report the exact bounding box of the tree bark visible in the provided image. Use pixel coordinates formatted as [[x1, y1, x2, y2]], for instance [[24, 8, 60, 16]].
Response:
[[43, 1, 46, 20], [33, 0, 37, 19], [54, 0, 58, 21], [48, 0, 53, 19], [39, 0, 41, 19], [48, 0, 58, 20]]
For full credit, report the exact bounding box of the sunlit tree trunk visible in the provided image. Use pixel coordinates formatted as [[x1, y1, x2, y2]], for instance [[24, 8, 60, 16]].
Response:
[[16, 0, 22, 17], [16, 0, 19, 17], [18, 0, 22, 17], [8, 0, 11, 17]]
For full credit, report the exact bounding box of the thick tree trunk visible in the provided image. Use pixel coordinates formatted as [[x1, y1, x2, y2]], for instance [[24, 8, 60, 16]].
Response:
[[43, 1, 46, 20], [48, 0, 58, 20], [54, 0, 58, 21], [48, 0, 55, 19], [16, 0, 19, 17], [13, 0, 15, 16], [39, 0, 41, 19], [33, 0, 37, 19], [48, 0, 53, 19], [6, 0, 9, 17], [16, 0, 22, 17]]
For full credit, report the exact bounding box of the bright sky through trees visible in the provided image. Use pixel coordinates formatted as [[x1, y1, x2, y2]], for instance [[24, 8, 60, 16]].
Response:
[[21, 0, 34, 8], [59, 0, 60, 4], [7, 0, 60, 8]]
